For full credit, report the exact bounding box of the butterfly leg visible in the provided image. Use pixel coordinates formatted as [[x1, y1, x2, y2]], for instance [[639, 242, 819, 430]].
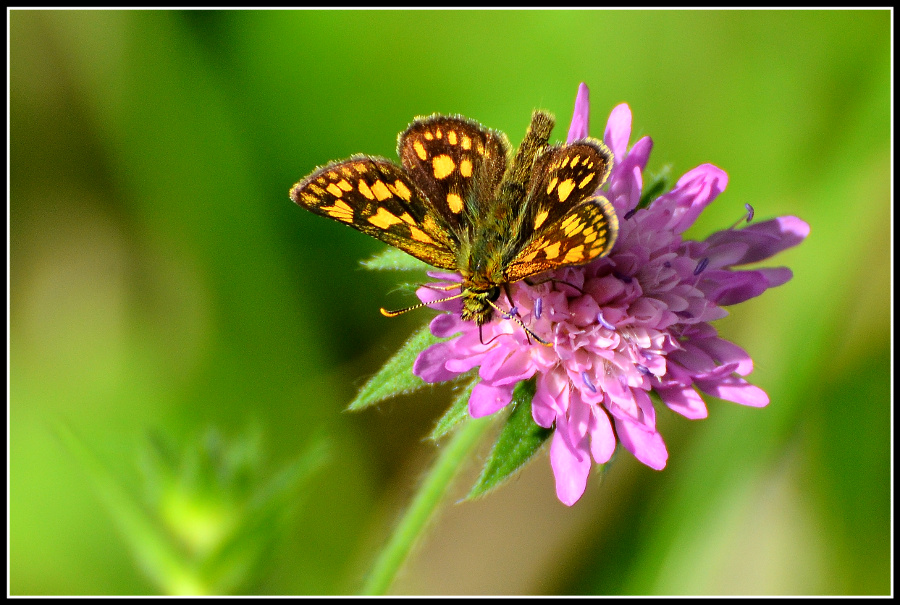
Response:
[[524, 276, 585, 295]]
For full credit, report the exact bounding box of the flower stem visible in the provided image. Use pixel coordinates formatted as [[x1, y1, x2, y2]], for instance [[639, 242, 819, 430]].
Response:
[[361, 415, 494, 595]]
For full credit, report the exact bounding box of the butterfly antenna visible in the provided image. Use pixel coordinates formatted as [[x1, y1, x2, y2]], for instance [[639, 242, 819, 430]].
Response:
[[380, 292, 466, 318], [484, 299, 553, 347]]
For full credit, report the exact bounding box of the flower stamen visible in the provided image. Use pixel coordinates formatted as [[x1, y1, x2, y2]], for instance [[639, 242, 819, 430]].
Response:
[[597, 311, 615, 330], [581, 371, 597, 393], [693, 257, 710, 276]]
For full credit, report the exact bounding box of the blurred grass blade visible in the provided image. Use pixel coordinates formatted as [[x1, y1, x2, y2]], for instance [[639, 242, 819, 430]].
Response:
[[428, 378, 477, 441], [347, 324, 443, 411], [201, 434, 330, 594], [361, 247, 432, 271], [52, 420, 202, 595], [466, 379, 551, 500]]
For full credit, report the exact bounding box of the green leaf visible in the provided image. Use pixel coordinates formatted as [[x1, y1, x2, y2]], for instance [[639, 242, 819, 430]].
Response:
[[428, 376, 477, 442], [347, 323, 446, 411], [361, 247, 433, 271], [466, 379, 552, 500], [636, 164, 672, 211], [52, 421, 203, 595]]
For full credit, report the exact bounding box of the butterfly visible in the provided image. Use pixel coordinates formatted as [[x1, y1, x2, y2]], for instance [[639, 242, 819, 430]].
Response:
[[289, 110, 618, 345]]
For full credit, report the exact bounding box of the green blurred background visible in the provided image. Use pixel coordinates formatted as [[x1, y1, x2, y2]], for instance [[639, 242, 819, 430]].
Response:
[[10, 9, 890, 596]]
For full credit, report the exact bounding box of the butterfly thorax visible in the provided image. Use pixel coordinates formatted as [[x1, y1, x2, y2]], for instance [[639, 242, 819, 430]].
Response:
[[457, 111, 556, 325]]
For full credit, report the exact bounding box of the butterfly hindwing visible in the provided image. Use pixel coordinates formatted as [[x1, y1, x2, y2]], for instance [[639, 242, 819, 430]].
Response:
[[289, 156, 458, 270], [506, 194, 619, 282], [398, 115, 510, 236], [520, 138, 614, 243]]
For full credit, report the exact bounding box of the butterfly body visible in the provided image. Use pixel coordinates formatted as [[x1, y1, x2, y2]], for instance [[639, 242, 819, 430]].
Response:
[[290, 110, 618, 335]]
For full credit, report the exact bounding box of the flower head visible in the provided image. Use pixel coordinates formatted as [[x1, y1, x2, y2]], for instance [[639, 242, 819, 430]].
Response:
[[413, 84, 809, 506]]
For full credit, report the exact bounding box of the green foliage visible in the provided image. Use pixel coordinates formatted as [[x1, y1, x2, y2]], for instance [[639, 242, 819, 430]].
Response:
[[54, 423, 328, 595], [347, 324, 445, 411], [466, 379, 552, 500], [428, 378, 476, 442], [361, 247, 433, 272]]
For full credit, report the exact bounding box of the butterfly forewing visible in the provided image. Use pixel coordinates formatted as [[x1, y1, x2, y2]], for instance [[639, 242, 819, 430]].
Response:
[[521, 139, 614, 242], [506, 194, 619, 282], [290, 156, 458, 270], [398, 115, 510, 236]]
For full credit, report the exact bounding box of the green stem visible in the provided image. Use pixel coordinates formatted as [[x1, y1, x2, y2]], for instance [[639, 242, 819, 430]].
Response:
[[361, 415, 494, 595]]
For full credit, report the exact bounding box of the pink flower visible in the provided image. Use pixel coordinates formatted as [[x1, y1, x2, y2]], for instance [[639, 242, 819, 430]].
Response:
[[413, 84, 810, 506]]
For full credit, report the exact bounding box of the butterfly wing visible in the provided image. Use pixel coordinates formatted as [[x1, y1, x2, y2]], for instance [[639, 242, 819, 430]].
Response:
[[505, 194, 619, 282], [397, 115, 510, 237], [290, 155, 458, 270], [520, 138, 613, 241]]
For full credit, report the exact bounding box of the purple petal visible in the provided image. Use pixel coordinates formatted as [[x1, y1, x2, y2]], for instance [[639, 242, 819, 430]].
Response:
[[758, 267, 794, 288], [656, 384, 709, 419], [696, 376, 769, 407], [628, 136, 653, 171], [429, 313, 464, 338], [566, 83, 591, 143], [693, 337, 753, 376], [416, 283, 463, 312], [487, 348, 536, 386], [550, 415, 591, 506], [653, 164, 728, 234], [413, 342, 461, 383], [533, 371, 568, 427], [704, 216, 810, 265], [704, 269, 771, 306], [589, 405, 616, 463], [603, 103, 633, 162], [468, 381, 515, 417], [614, 416, 668, 470]]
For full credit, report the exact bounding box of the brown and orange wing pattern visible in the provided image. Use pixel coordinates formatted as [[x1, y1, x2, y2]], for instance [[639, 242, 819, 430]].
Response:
[[290, 155, 458, 270], [397, 114, 510, 235], [505, 194, 619, 282]]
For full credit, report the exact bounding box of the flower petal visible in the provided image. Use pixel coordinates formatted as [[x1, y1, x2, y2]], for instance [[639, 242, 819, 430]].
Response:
[[588, 405, 616, 464], [550, 415, 591, 506], [656, 384, 709, 419], [696, 376, 769, 407], [566, 82, 591, 143], [468, 381, 515, 417], [603, 103, 633, 162], [413, 342, 462, 383], [704, 216, 810, 265], [615, 415, 668, 470]]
